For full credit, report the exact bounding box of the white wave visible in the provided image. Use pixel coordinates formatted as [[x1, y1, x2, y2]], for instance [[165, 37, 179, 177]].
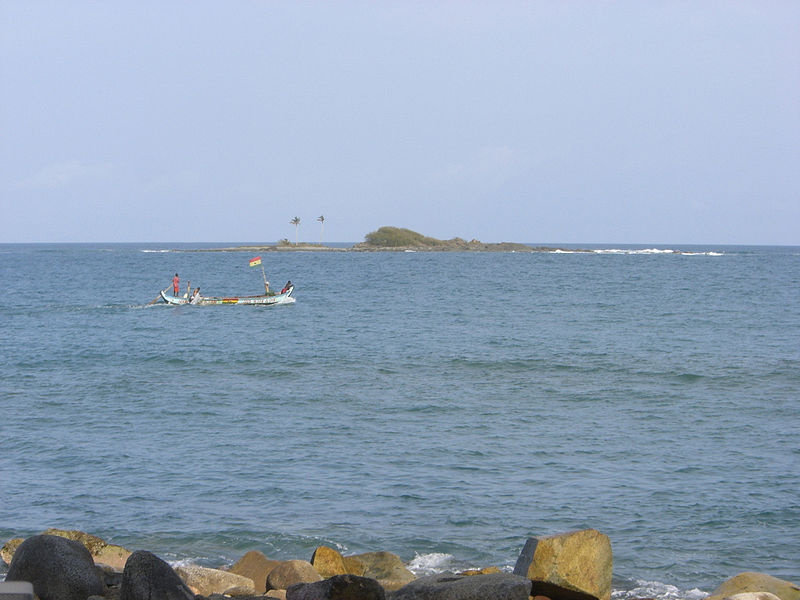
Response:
[[592, 248, 678, 255], [140, 249, 171, 253], [612, 580, 709, 600], [407, 552, 455, 576]]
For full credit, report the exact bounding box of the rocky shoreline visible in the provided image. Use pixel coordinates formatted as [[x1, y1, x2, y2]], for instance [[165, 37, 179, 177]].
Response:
[[2, 529, 798, 600]]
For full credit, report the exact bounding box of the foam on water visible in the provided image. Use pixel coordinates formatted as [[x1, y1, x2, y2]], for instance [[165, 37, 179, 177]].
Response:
[[612, 580, 709, 600]]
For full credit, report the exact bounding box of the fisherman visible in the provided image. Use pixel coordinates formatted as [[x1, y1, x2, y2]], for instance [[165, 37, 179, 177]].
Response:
[[172, 273, 180, 297], [281, 280, 292, 294], [190, 287, 201, 304]]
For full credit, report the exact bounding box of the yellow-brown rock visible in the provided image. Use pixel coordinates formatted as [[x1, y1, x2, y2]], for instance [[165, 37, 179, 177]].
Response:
[[342, 555, 368, 576], [310, 546, 347, 579], [174, 564, 256, 596], [228, 550, 283, 594], [459, 566, 501, 576], [342, 551, 415, 591], [705, 573, 800, 600], [41, 529, 131, 571], [513, 529, 612, 600], [266, 559, 322, 592], [1, 538, 24, 566]]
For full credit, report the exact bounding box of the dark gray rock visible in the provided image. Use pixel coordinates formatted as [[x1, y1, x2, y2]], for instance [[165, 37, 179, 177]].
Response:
[[120, 551, 194, 600], [287, 574, 385, 600], [389, 573, 531, 600], [6, 534, 106, 600]]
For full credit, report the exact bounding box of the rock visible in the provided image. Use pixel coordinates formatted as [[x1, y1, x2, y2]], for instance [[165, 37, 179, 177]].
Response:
[[705, 573, 800, 600], [120, 550, 195, 600], [391, 573, 532, 600], [5, 534, 106, 600], [266, 591, 287, 600], [266, 560, 322, 592], [342, 557, 367, 577], [310, 546, 347, 579], [513, 529, 612, 600], [286, 574, 385, 600], [725, 594, 783, 600], [1, 538, 24, 566], [175, 565, 256, 596], [42, 529, 132, 571], [458, 567, 501, 576], [342, 552, 415, 592], [229, 551, 283, 594]]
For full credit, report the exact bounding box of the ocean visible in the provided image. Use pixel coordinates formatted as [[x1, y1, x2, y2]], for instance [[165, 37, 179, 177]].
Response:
[[1, 243, 798, 597]]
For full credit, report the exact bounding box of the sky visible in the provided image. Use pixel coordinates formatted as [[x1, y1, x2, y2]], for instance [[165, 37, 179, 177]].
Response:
[[1, 1, 798, 245]]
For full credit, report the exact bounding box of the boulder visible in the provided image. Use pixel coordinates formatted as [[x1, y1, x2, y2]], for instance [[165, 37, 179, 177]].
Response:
[[513, 529, 612, 600], [341, 552, 415, 592], [391, 573, 532, 600], [5, 534, 106, 600], [705, 573, 800, 600], [341, 557, 367, 577], [120, 550, 195, 600], [175, 565, 256, 596], [286, 574, 385, 600], [1, 538, 24, 566], [310, 546, 347, 579], [42, 529, 132, 571], [228, 551, 283, 594], [725, 594, 783, 600], [266, 591, 287, 600], [266, 560, 322, 592]]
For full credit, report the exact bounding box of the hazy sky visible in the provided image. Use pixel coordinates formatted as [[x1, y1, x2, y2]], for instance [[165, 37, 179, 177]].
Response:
[[2, 1, 798, 244]]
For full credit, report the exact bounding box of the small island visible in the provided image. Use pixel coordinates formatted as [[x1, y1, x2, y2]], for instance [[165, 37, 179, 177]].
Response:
[[205, 227, 585, 253]]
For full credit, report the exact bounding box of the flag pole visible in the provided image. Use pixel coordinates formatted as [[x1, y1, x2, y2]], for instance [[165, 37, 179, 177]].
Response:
[[261, 264, 269, 294]]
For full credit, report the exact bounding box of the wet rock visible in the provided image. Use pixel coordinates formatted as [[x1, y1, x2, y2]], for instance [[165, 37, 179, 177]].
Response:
[[6, 534, 106, 600], [286, 574, 385, 600], [391, 573, 531, 600], [513, 529, 612, 600], [266, 561, 322, 592], [120, 550, 195, 600]]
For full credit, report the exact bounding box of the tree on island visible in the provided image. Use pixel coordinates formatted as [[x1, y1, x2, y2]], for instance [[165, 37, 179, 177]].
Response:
[[317, 215, 325, 245], [290, 216, 300, 245]]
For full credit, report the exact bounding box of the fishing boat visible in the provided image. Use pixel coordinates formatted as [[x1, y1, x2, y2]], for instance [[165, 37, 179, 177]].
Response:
[[159, 284, 294, 306], [155, 255, 294, 307]]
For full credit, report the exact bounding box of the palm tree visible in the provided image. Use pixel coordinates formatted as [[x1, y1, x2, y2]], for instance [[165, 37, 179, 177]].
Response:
[[317, 215, 325, 245], [290, 216, 300, 245]]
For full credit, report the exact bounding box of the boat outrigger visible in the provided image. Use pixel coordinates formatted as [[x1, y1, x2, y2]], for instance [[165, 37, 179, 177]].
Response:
[[156, 255, 295, 307]]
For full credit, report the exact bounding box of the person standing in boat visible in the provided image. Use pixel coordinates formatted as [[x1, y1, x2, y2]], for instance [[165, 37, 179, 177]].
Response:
[[172, 273, 180, 297], [190, 287, 201, 304]]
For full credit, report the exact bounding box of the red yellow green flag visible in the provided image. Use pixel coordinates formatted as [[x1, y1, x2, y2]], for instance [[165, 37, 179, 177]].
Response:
[[249, 256, 262, 267]]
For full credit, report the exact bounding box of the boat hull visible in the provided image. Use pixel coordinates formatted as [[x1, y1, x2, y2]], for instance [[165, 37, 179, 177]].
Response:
[[160, 286, 294, 306]]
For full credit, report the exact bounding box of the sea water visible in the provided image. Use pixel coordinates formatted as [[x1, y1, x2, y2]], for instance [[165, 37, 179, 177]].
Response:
[[1, 243, 798, 596]]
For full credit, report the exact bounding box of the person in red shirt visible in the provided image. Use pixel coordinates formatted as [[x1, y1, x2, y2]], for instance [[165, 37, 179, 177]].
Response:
[[173, 273, 180, 297]]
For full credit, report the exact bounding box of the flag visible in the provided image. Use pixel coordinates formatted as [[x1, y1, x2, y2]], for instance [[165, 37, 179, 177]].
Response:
[[249, 256, 262, 267]]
